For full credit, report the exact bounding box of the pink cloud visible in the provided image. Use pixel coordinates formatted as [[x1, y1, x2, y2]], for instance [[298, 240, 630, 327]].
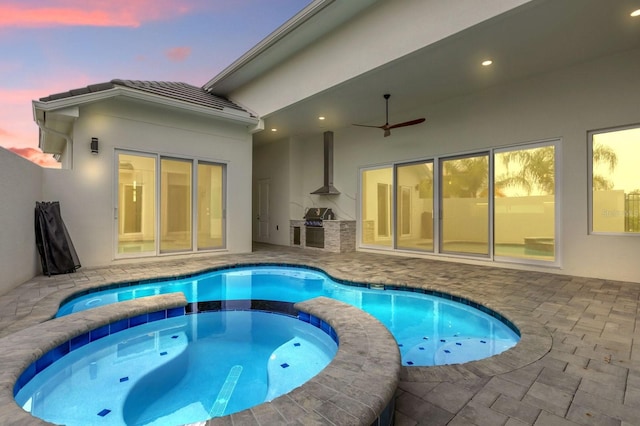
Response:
[[7, 146, 61, 168], [0, 1, 203, 28], [165, 47, 192, 62]]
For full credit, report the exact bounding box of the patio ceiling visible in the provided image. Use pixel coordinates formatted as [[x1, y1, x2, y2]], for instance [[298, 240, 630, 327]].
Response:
[[253, 0, 640, 145]]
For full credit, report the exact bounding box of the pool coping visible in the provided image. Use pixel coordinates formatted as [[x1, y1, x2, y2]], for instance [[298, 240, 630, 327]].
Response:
[[0, 294, 400, 426]]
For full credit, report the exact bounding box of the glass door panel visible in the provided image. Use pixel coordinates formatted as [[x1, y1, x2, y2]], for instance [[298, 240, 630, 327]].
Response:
[[396, 161, 434, 251], [361, 167, 393, 248], [494, 145, 556, 261], [197, 162, 225, 250], [117, 153, 156, 255], [440, 154, 489, 255], [160, 158, 192, 253]]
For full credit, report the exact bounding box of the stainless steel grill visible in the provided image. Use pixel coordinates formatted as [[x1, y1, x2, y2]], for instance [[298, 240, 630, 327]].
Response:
[[303, 208, 334, 248]]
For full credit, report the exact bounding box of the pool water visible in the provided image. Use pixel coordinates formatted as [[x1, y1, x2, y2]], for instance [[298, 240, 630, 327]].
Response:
[[15, 310, 336, 425], [57, 266, 519, 366]]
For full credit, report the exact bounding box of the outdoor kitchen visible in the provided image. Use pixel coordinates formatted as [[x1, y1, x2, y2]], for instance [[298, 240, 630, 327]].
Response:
[[289, 131, 355, 252], [290, 208, 356, 253]]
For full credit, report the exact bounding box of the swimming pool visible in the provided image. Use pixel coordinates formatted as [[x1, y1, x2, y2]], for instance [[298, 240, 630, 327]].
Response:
[[57, 265, 519, 366], [15, 310, 337, 425]]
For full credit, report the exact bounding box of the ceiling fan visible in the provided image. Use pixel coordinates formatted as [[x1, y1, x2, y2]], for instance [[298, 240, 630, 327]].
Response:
[[353, 94, 425, 137]]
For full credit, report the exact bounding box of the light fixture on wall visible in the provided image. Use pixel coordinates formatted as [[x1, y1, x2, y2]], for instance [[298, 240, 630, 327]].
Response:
[[90, 137, 99, 155]]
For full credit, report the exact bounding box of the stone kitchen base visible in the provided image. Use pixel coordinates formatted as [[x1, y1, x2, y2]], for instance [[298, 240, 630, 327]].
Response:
[[290, 220, 356, 253]]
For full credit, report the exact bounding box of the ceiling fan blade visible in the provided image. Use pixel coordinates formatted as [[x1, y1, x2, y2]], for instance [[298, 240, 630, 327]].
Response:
[[352, 123, 385, 129], [387, 118, 426, 130]]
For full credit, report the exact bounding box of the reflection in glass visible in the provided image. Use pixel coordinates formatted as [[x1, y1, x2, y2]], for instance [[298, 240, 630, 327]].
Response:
[[197, 163, 224, 250], [396, 162, 434, 251], [161, 158, 192, 252], [361, 167, 393, 248], [592, 126, 640, 233], [494, 145, 555, 261], [117, 153, 156, 254], [440, 154, 489, 255]]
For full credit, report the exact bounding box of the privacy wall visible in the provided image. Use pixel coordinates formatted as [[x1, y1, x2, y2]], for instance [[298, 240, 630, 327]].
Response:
[[0, 148, 43, 295]]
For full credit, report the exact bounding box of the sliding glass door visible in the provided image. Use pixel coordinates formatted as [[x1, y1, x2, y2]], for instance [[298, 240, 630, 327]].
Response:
[[396, 161, 434, 251], [361, 167, 393, 248], [440, 153, 490, 256], [494, 144, 556, 261], [358, 141, 557, 264], [116, 151, 226, 258], [117, 152, 156, 255]]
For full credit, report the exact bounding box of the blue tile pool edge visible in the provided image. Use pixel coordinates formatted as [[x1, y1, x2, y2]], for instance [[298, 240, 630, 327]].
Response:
[[13, 302, 339, 398], [55, 262, 521, 338]]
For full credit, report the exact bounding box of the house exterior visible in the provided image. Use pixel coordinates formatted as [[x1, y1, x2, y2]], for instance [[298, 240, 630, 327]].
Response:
[[1, 0, 638, 295]]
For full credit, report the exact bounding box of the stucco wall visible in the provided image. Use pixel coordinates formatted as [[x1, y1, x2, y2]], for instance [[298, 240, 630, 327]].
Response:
[[0, 147, 42, 295], [42, 98, 253, 268], [259, 48, 640, 282]]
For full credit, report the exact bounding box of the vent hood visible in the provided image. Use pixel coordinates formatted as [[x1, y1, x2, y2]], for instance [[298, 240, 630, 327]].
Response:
[[311, 131, 340, 195]]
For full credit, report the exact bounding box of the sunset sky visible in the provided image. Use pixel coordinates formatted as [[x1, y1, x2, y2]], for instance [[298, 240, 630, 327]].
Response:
[[0, 0, 310, 166]]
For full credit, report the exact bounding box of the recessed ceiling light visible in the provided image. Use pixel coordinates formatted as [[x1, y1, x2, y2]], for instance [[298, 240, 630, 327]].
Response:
[[318, 116, 325, 120], [631, 8, 640, 17], [482, 59, 493, 66], [271, 128, 277, 132]]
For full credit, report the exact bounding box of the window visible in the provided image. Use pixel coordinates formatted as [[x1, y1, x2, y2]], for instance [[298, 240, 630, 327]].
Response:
[[590, 125, 640, 234], [440, 153, 490, 256], [494, 144, 556, 261], [160, 158, 193, 253], [116, 151, 226, 257]]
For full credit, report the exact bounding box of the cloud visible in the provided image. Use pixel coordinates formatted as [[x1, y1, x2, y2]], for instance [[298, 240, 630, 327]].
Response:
[[0, 1, 203, 28], [7, 146, 61, 168], [165, 47, 192, 62]]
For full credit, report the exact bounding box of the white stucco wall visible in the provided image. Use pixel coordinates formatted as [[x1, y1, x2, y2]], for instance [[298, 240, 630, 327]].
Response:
[[42, 98, 253, 268], [256, 48, 640, 282], [0, 147, 43, 294]]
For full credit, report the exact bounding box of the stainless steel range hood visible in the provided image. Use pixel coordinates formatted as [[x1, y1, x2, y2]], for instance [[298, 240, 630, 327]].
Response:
[[311, 131, 340, 195]]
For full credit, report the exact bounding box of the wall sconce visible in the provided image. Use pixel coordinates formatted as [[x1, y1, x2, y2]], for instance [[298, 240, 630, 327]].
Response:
[[90, 137, 99, 155]]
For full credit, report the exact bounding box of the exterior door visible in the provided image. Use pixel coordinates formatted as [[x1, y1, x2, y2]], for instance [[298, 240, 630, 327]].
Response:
[[256, 178, 270, 242]]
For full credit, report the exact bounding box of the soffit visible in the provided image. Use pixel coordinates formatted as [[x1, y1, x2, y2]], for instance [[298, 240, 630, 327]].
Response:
[[252, 0, 640, 145]]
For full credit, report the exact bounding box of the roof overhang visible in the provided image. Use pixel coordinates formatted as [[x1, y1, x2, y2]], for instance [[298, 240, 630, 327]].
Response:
[[203, 0, 381, 95], [33, 85, 260, 154]]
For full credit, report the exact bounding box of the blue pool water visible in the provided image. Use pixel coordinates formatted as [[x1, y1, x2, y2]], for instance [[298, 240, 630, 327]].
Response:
[[15, 310, 337, 425], [57, 266, 519, 366]]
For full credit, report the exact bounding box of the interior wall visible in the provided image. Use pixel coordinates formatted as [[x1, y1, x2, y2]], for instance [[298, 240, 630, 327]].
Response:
[[0, 147, 43, 295], [42, 98, 253, 268], [273, 48, 640, 282]]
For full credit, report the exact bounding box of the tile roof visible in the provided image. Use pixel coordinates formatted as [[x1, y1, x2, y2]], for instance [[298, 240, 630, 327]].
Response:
[[38, 79, 252, 116]]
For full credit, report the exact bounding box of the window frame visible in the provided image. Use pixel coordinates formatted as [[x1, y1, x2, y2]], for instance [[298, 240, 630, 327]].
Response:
[[357, 138, 561, 267], [588, 123, 640, 237], [114, 149, 227, 259]]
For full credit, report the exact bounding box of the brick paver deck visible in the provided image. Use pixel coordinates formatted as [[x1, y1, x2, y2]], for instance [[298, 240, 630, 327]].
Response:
[[1, 243, 638, 425]]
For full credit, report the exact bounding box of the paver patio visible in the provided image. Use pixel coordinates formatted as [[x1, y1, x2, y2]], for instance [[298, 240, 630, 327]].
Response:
[[1, 243, 638, 425]]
